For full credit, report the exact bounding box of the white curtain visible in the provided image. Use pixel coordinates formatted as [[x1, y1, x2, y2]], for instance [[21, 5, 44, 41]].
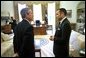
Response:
[[48, 2, 56, 35], [18, 3, 26, 22], [33, 4, 42, 23]]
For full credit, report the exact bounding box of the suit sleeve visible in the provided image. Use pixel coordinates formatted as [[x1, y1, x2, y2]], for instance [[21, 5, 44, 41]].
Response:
[[13, 26, 19, 53], [55, 23, 71, 44]]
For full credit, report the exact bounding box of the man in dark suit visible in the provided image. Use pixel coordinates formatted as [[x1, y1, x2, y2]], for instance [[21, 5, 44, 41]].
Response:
[[13, 8, 35, 57], [9, 17, 17, 32], [53, 8, 71, 57]]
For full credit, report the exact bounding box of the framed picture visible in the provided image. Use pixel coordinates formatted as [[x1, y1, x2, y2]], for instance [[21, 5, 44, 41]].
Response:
[[1, 16, 9, 21], [67, 10, 72, 18]]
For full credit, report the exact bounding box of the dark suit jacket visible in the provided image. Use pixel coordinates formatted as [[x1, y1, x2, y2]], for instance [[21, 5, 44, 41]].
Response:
[[9, 20, 17, 32], [53, 18, 71, 57], [13, 19, 35, 57]]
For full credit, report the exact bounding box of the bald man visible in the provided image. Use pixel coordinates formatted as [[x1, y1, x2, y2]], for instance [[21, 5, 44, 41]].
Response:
[[53, 8, 71, 57]]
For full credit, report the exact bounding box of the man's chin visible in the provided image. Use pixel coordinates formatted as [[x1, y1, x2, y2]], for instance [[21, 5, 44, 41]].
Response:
[[58, 19, 62, 21]]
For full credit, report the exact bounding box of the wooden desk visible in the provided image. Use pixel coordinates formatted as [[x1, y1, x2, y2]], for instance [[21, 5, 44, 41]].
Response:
[[70, 23, 76, 31], [33, 25, 46, 35]]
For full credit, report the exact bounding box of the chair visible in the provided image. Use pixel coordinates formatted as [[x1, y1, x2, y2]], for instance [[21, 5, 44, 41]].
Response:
[[35, 48, 41, 57]]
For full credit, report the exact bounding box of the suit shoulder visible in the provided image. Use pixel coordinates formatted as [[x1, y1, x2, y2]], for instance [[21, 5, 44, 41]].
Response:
[[64, 19, 70, 24], [62, 19, 71, 27]]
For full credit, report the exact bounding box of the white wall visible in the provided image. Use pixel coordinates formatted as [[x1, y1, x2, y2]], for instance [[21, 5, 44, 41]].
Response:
[[60, 1, 81, 23], [1, 1, 14, 17], [1, 1, 14, 26]]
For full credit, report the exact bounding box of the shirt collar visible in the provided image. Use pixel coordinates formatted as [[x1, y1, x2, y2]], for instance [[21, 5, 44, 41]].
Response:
[[24, 18, 31, 24], [60, 17, 66, 24]]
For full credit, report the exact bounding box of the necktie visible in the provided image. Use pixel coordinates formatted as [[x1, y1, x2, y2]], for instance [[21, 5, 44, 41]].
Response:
[[56, 22, 60, 30], [58, 22, 61, 27]]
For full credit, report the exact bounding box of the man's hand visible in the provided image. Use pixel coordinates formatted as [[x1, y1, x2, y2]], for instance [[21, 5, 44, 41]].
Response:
[[49, 36, 54, 41], [13, 53, 19, 57]]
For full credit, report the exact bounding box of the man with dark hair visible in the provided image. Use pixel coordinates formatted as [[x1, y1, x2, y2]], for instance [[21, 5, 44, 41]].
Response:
[[9, 17, 17, 32], [53, 8, 71, 57], [13, 8, 35, 57]]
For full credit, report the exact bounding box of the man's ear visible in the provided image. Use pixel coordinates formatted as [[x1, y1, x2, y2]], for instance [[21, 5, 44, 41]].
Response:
[[61, 12, 64, 16]]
